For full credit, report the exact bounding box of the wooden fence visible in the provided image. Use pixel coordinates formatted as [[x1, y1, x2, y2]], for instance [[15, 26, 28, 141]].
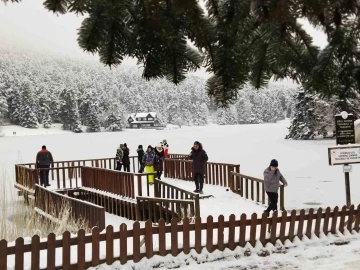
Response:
[[18, 156, 141, 172], [58, 188, 138, 221], [34, 185, 105, 231], [230, 172, 285, 211], [164, 158, 240, 188], [81, 166, 136, 199], [136, 196, 196, 223], [1, 204, 360, 270], [153, 179, 200, 217]]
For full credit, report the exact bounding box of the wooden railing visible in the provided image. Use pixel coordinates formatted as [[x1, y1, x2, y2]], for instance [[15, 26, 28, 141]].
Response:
[[81, 166, 135, 199], [153, 179, 200, 217], [167, 154, 188, 160], [34, 185, 105, 231], [164, 158, 240, 188], [18, 155, 141, 174], [230, 172, 285, 211], [1, 204, 359, 270], [136, 196, 196, 223], [15, 165, 38, 192], [58, 188, 138, 221]]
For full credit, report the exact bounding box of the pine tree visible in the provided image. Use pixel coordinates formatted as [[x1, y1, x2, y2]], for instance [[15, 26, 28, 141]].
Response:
[[6, 87, 21, 124], [59, 87, 82, 132], [19, 80, 38, 128], [86, 105, 101, 132], [286, 91, 317, 140], [105, 114, 123, 131], [42, 105, 52, 128], [0, 96, 8, 122], [216, 107, 237, 125]]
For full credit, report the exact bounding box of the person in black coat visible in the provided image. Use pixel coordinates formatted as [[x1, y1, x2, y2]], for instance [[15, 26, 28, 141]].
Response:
[[154, 143, 165, 180], [188, 141, 208, 194], [137, 145, 145, 173], [122, 143, 130, 172]]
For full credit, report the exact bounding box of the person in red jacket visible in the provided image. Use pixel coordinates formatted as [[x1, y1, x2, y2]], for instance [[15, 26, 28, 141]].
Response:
[[162, 139, 169, 158], [36, 145, 54, 187]]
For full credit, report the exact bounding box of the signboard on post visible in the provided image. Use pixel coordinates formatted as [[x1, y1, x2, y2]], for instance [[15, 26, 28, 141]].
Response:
[[328, 144, 360, 165], [335, 112, 355, 145]]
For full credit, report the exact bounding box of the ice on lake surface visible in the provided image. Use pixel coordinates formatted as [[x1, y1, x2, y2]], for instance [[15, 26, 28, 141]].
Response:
[[1, 120, 359, 209]]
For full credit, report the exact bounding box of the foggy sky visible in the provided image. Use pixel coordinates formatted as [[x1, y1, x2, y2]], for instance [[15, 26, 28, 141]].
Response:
[[0, 0, 328, 81]]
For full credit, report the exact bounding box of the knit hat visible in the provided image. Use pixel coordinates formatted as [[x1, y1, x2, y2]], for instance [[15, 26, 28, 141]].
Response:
[[147, 145, 153, 150], [157, 142, 163, 148], [194, 141, 200, 145], [270, 159, 278, 167]]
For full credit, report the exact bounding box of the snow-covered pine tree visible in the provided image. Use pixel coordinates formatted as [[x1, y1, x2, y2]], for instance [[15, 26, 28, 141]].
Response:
[[105, 114, 123, 131], [86, 105, 101, 132], [0, 96, 8, 123], [192, 102, 209, 126], [286, 90, 317, 140], [59, 87, 82, 132], [156, 112, 168, 127], [236, 94, 253, 124], [6, 87, 21, 124], [42, 105, 52, 128], [19, 80, 38, 128], [216, 106, 237, 125]]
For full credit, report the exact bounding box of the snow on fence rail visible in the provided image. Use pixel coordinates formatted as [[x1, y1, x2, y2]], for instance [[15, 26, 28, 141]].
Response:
[[81, 166, 137, 199], [34, 185, 105, 231], [164, 158, 240, 187], [153, 179, 200, 217], [230, 172, 285, 211], [57, 188, 138, 221], [1, 204, 359, 270], [136, 196, 196, 223]]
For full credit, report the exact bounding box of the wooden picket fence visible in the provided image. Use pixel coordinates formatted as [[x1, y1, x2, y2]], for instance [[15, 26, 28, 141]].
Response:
[[230, 172, 285, 211], [1, 204, 360, 270], [34, 185, 105, 231]]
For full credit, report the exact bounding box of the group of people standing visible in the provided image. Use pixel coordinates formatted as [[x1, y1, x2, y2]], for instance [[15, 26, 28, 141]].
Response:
[[115, 139, 169, 184]]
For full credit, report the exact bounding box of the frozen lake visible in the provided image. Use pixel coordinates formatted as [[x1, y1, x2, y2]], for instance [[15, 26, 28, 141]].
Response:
[[1, 121, 359, 210]]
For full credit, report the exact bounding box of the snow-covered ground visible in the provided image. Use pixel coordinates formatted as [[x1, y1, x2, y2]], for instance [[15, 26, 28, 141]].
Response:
[[91, 232, 360, 270], [2, 121, 360, 268], [2, 120, 359, 209]]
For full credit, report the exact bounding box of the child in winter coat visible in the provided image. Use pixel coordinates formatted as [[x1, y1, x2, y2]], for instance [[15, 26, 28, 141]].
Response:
[[143, 145, 156, 184], [115, 144, 124, 171], [137, 145, 145, 173]]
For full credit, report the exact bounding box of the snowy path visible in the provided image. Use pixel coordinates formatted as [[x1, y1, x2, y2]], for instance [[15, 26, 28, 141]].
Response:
[[160, 178, 266, 219]]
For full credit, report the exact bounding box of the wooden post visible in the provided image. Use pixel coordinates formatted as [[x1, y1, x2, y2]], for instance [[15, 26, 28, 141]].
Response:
[[344, 164, 351, 207], [195, 194, 200, 217], [280, 185, 285, 211]]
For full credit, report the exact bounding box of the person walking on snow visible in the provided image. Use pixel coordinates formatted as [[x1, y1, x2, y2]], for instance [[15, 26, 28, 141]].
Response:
[[188, 141, 208, 194], [154, 143, 165, 180], [122, 143, 130, 172], [143, 145, 156, 184], [137, 145, 145, 173], [264, 159, 288, 214], [36, 145, 54, 187], [115, 144, 124, 171]]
